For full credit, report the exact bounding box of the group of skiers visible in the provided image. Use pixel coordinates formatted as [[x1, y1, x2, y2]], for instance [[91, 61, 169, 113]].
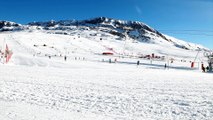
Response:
[[202, 63, 211, 72], [45, 53, 212, 73], [47, 55, 88, 62]]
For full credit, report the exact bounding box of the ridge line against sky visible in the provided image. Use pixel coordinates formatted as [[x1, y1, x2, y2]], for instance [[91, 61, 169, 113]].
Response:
[[0, 0, 212, 49]]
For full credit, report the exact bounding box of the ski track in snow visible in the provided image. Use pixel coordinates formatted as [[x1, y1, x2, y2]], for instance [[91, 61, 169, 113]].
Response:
[[0, 63, 213, 120]]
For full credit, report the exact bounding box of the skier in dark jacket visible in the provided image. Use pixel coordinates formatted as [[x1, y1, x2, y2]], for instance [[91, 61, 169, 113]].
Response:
[[64, 56, 67, 61], [201, 63, 205, 72], [137, 60, 140, 65]]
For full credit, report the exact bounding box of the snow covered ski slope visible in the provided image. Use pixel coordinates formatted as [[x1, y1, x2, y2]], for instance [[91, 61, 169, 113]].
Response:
[[0, 31, 208, 67], [0, 61, 213, 120], [0, 17, 212, 120]]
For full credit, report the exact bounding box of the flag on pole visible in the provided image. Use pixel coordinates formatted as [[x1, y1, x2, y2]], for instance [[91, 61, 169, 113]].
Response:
[[6, 44, 9, 52], [5, 44, 12, 63]]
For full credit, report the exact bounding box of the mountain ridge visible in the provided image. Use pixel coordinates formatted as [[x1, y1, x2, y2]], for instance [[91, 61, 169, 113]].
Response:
[[0, 17, 209, 51]]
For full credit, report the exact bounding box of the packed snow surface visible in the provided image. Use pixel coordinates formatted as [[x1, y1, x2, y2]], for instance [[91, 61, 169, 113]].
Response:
[[0, 30, 212, 120], [0, 61, 213, 120]]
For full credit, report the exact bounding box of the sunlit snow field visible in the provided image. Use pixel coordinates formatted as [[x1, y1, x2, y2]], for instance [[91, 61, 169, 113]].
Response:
[[0, 31, 212, 120], [0, 60, 213, 120]]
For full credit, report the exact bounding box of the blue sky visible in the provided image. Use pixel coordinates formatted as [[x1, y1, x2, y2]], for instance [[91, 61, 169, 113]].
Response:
[[0, 0, 213, 49]]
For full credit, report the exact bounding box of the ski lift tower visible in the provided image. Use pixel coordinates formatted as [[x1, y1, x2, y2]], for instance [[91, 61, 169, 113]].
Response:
[[122, 26, 132, 56]]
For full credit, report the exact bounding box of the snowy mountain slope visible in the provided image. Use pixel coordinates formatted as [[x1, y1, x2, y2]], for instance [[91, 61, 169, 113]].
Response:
[[0, 17, 209, 51], [0, 30, 207, 68], [0, 21, 25, 31], [0, 17, 210, 67], [27, 17, 208, 51]]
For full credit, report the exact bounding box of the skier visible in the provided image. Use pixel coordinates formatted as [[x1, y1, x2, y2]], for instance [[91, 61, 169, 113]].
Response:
[[109, 58, 111, 63], [201, 63, 205, 72], [137, 60, 140, 65], [114, 58, 117, 63], [64, 56, 67, 61]]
